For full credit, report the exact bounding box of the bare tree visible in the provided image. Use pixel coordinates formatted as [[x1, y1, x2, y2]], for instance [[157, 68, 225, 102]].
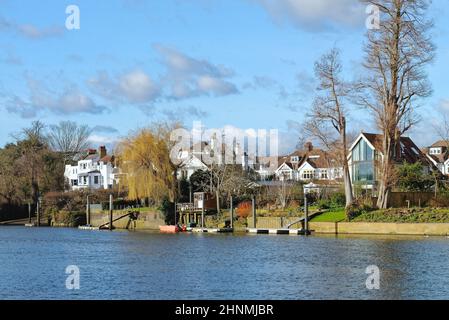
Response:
[[304, 48, 353, 208], [358, 0, 435, 208], [435, 116, 449, 148], [47, 121, 92, 163], [272, 179, 292, 210]]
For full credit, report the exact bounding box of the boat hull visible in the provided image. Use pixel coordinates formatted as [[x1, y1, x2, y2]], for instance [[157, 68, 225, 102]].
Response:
[[159, 225, 179, 233]]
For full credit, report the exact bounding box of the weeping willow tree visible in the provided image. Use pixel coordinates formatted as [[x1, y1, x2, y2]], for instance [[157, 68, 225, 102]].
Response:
[[117, 125, 177, 204]]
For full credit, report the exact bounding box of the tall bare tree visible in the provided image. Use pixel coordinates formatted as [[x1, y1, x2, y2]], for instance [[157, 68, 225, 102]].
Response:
[[304, 48, 353, 208], [359, 0, 434, 208], [47, 121, 92, 163]]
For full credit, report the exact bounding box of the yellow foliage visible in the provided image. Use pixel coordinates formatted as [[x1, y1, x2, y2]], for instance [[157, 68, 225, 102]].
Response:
[[117, 126, 176, 203]]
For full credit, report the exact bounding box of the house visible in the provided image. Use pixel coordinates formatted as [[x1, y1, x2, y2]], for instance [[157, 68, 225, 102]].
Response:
[[175, 138, 249, 181], [274, 142, 343, 183], [348, 132, 432, 191], [424, 140, 449, 175], [64, 146, 119, 190]]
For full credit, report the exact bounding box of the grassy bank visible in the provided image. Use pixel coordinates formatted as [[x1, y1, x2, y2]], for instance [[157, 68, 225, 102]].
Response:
[[310, 208, 346, 222], [311, 207, 449, 223], [352, 208, 449, 223]]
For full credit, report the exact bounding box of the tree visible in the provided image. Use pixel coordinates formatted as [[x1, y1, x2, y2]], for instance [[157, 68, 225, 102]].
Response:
[[15, 121, 49, 206], [117, 126, 176, 204], [304, 48, 353, 208], [359, 0, 435, 208], [272, 179, 292, 210], [0, 144, 27, 204], [397, 162, 434, 192], [47, 121, 92, 163]]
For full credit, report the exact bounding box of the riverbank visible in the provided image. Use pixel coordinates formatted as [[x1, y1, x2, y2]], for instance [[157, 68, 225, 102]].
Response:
[[15, 206, 449, 237]]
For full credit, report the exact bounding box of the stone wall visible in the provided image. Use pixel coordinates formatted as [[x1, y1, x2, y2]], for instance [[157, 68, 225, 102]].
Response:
[[90, 210, 166, 230], [310, 221, 449, 236]]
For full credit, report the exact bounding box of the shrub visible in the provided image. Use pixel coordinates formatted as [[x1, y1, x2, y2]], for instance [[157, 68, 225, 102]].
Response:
[[345, 197, 375, 221], [330, 192, 346, 207], [236, 201, 252, 218], [159, 197, 175, 225], [317, 199, 331, 210]]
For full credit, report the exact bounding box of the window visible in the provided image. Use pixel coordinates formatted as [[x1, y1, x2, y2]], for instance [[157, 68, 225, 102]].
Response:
[[302, 170, 314, 180], [352, 139, 375, 183], [94, 176, 99, 184], [430, 148, 442, 155], [320, 170, 328, 179], [291, 156, 299, 162]]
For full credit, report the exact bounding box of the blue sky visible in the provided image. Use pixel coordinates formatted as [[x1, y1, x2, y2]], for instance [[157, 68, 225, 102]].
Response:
[[0, 0, 448, 153]]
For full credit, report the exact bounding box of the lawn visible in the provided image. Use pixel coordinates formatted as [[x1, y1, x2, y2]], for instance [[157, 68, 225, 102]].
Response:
[[310, 208, 346, 222]]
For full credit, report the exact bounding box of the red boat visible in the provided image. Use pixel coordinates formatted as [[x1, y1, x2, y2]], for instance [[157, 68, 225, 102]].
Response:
[[159, 225, 180, 233]]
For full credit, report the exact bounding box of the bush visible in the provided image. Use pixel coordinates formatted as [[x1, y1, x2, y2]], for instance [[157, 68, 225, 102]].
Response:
[[345, 197, 374, 221], [429, 193, 449, 207], [317, 199, 331, 210], [330, 192, 346, 207], [159, 197, 175, 225], [236, 201, 252, 218]]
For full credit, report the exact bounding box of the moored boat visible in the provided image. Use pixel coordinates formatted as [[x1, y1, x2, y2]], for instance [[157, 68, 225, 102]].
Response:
[[159, 225, 180, 233]]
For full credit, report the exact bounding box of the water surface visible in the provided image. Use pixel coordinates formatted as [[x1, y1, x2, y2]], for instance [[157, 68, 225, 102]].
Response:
[[1, 226, 448, 299]]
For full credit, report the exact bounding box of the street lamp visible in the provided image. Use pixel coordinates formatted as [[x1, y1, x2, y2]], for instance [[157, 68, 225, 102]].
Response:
[[303, 183, 316, 235]]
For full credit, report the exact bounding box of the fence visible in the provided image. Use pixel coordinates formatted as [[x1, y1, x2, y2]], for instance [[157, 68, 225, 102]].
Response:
[[373, 192, 435, 208]]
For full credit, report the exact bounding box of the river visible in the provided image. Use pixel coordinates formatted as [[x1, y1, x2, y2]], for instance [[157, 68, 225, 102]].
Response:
[[1, 226, 449, 300]]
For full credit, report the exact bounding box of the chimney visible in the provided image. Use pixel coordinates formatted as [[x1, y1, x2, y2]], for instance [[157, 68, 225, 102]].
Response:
[[304, 142, 313, 152], [99, 146, 107, 159]]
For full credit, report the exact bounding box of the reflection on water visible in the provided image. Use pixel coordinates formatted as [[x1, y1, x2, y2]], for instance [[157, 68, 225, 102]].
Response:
[[1, 226, 449, 300]]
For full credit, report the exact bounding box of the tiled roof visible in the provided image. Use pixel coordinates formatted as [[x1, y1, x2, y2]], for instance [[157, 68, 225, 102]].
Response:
[[360, 132, 433, 166]]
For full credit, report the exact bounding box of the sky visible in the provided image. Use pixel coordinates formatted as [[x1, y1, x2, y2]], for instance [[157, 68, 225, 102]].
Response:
[[0, 0, 448, 154]]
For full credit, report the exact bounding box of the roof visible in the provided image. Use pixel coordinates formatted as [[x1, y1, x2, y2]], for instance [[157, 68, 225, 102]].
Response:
[[356, 132, 433, 166], [277, 148, 338, 171], [100, 155, 114, 164], [83, 154, 99, 161], [430, 140, 449, 148]]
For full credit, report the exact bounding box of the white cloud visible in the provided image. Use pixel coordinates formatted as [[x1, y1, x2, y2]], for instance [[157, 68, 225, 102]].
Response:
[[0, 15, 64, 39], [88, 69, 160, 104], [17, 24, 64, 39], [252, 0, 365, 31], [5, 76, 107, 118], [154, 44, 239, 99]]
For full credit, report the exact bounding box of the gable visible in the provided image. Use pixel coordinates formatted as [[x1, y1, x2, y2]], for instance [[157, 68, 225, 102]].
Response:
[[275, 162, 293, 173], [179, 155, 208, 169], [298, 161, 315, 172]]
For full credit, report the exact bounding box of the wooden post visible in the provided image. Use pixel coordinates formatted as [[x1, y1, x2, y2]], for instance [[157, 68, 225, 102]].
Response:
[[252, 195, 256, 228], [304, 193, 309, 235], [230, 196, 234, 229], [174, 202, 177, 226], [28, 202, 31, 224], [36, 199, 40, 227], [201, 206, 205, 228], [109, 194, 113, 231], [86, 195, 91, 226]]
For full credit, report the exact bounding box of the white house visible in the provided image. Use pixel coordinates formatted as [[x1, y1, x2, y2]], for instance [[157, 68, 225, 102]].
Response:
[[347, 132, 433, 191], [274, 143, 343, 183], [424, 140, 449, 175], [64, 146, 119, 190], [174, 139, 250, 181]]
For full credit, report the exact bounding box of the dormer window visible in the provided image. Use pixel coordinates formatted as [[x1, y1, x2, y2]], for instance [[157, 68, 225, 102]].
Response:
[[291, 156, 299, 162], [430, 147, 442, 155]]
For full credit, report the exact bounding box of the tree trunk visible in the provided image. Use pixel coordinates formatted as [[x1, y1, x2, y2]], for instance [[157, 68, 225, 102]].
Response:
[[377, 134, 394, 209], [343, 164, 353, 208], [215, 190, 220, 215], [341, 119, 353, 208]]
